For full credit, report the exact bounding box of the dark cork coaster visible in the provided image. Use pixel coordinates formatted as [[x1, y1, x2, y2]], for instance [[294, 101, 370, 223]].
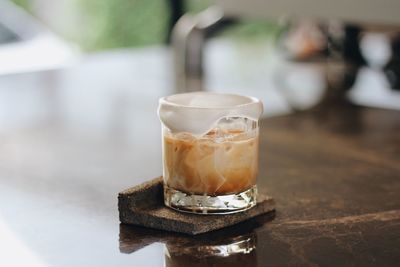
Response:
[[118, 177, 275, 235]]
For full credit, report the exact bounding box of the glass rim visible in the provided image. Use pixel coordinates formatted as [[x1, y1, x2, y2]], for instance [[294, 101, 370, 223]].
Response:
[[158, 92, 262, 110]]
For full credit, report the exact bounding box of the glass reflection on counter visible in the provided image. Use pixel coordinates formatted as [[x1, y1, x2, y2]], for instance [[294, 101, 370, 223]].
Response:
[[164, 232, 257, 267], [119, 214, 278, 267]]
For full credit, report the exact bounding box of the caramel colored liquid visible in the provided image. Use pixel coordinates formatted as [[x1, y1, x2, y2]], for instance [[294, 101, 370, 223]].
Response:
[[163, 129, 258, 195]]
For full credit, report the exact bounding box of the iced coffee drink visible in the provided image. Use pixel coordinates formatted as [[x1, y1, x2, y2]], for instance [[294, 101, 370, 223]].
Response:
[[158, 92, 263, 214], [163, 128, 258, 195]]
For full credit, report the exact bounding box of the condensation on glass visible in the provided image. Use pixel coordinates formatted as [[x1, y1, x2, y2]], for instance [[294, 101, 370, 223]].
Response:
[[158, 92, 263, 214]]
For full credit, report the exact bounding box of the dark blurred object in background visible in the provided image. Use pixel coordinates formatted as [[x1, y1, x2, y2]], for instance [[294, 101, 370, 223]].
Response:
[[384, 35, 400, 91], [166, 0, 184, 43]]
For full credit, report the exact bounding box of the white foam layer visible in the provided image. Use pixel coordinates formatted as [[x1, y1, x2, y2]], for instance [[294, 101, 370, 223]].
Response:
[[158, 92, 263, 136]]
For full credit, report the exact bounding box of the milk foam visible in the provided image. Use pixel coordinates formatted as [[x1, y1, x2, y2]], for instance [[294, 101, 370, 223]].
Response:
[[158, 92, 263, 136]]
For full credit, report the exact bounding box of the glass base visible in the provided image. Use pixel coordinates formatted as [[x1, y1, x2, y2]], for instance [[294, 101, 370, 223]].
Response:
[[164, 185, 257, 215]]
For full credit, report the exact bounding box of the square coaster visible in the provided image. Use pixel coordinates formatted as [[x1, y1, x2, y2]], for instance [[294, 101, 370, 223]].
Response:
[[118, 177, 275, 235]]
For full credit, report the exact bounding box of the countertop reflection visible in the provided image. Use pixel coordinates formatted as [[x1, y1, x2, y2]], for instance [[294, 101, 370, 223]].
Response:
[[120, 214, 274, 267], [0, 50, 172, 266], [0, 48, 399, 266]]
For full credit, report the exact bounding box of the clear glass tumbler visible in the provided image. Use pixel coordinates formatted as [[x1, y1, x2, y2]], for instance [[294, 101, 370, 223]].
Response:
[[158, 92, 263, 214]]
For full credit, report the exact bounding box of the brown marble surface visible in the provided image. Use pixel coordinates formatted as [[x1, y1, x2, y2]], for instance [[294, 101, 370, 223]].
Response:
[[119, 103, 400, 267], [0, 62, 399, 266]]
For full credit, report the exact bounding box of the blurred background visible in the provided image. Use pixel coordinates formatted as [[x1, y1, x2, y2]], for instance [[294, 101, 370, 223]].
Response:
[[1, 0, 400, 114], [0, 0, 400, 266], [6, 0, 276, 50]]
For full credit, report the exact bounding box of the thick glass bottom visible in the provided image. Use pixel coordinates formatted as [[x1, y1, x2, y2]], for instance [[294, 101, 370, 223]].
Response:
[[164, 185, 257, 215]]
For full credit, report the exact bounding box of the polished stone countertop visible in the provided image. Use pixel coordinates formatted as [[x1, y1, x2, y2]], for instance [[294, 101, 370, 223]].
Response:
[[0, 48, 399, 266]]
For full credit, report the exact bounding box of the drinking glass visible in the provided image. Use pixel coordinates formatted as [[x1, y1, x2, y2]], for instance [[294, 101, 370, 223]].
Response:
[[158, 92, 263, 214]]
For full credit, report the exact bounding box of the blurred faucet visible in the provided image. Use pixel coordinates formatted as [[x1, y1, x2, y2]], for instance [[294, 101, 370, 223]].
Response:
[[172, 6, 225, 93]]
